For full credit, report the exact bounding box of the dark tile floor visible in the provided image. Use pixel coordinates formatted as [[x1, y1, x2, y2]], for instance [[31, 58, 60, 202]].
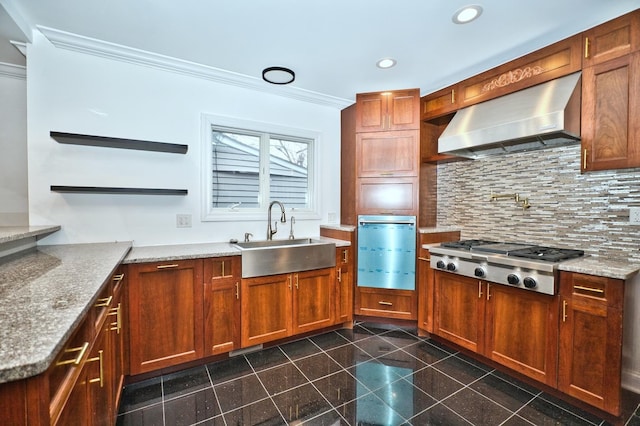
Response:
[[116, 323, 640, 426]]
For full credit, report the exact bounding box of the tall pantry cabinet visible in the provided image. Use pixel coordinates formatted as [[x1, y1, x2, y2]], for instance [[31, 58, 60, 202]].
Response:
[[341, 88, 426, 319]]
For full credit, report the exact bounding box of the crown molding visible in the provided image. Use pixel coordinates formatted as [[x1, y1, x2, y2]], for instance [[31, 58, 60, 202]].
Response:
[[37, 26, 352, 109], [0, 61, 26, 79]]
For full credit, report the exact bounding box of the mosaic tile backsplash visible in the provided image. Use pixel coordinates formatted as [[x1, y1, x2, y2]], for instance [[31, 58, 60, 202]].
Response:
[[436, 144, 640, 262]]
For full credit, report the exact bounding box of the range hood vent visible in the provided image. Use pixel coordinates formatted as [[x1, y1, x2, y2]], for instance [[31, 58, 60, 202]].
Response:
[[438, 72, 582, 159]]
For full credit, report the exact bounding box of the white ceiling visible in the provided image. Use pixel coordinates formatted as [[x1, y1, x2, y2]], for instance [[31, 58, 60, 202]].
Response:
[[2, 0, 640, 102]]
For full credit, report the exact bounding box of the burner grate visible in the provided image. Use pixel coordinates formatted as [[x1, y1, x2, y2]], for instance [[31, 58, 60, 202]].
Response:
[[508, 247, 584, 262]]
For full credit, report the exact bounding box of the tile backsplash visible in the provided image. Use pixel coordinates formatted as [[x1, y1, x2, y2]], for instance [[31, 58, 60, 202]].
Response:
[[436, 144, 640, 261]]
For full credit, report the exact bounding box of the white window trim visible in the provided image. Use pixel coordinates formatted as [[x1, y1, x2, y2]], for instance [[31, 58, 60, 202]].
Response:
[[200, 113, 321, 222]]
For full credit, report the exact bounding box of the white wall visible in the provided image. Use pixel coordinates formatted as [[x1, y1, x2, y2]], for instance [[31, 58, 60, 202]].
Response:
[[27, 31, 342, 246], [0, 63, 28, 225]]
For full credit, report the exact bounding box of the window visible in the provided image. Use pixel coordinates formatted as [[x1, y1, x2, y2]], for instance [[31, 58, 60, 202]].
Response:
[[201, 114, 318, 221]]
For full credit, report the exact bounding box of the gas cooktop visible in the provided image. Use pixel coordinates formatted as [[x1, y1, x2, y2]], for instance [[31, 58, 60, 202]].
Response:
[[440, 240, 584, 262]]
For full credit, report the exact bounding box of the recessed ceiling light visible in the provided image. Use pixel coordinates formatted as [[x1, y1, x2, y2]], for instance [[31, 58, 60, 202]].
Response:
[[262, 67, 295, 85], [452, 5, 483, 24], [376, 58, 397, 69]]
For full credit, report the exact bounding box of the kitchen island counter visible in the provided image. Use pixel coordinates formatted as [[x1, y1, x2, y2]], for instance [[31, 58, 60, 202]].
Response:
[[0, 241, 131, 383]]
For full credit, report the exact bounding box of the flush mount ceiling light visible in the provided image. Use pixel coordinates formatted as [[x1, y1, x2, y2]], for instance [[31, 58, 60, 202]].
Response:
[[376, 58, 397, 69], [262, 66, 295, 85], [452, 5, 483, 24]]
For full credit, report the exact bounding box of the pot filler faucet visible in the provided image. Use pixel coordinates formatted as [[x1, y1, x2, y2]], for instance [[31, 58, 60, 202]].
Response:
[[267, 201, 286, 240]]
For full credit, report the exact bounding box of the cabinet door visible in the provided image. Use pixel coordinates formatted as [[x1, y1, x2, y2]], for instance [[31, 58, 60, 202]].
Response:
[[292, 268, 335, 334], [109, 273, 125, 418], [336, 247, 353, 324], [356, 89, 419, 132], [417, 257, 433, 333], [433, 272, 484, 352], [204, 257, 240, 355], [583, 11, 640, 67], [421, 85, 459, 120], [55, 367, 89, 426], [127, 260, 204, 374], [356, 177, 418, 216], [356, 131, 419, 177], [484, 284, 558, 386], [241, 273, 292, 347], [558, 272, 624, 415], [582, 52, 640, 171], [87, 326, 111, 426]]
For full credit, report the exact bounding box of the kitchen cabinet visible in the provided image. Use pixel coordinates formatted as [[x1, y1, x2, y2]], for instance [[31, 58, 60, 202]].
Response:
[[355, 287, 416, 320], [127, 259, 204, 374], [204, 257, 240, 355], [356, 177, 418, 216], [582, 11, 640, 67], [558, 272, 624, 415], [356, 131, 420, 177], [417, 231, 460, 334], [433, 271, 558, 385], [581, 51, 640, 171], [355, 89, 420, 132], [421, 84, 459, 121], [241, 268, 335, 347]]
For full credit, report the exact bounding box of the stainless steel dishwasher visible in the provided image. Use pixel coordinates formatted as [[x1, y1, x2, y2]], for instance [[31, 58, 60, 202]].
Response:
[[357, 215, 416, 290]]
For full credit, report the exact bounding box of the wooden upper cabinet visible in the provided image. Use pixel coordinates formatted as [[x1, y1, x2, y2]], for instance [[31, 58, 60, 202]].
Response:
[[582, 52, 640, 171], [356, 130, 420, 177], [421, 84, 459, 120], [356, 89, 420, 132], [583, 10, 640, 67]]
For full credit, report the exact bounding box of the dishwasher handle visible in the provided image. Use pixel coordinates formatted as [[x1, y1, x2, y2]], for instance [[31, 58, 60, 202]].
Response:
[[359, 220, 415, 226]]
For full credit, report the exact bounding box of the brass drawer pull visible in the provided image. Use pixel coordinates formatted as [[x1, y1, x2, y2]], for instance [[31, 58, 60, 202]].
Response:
[[378, 301, 393, 306], [221, 261, 225, 277], [584, 37, 590, 59], [574, 285, 604, 294], [87, 350, 104, 387], [112, 273, 125, 283], [337, 269, 342, 283], [418, 257, 430, 261], [235, 282, 239, 300], [157, 264, 179, 269], [562, 300, 568, 322], [108, 303, 122, 334], [342, 250, 348, 264], [56, 342, 89, 366], [95, 295, 113, 308]]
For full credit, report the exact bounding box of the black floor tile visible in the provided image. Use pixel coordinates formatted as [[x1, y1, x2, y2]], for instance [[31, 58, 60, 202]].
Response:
[[222, 397, 286, 426], [162, 365, 212, 401], [271, 383, 333, 424], [295, 352, 343, 381], [116, 327, 639, 426], [206, 355, 253, 384], [407, 402, 472, 426], [214, 374, 269, 413], [443, 387, 513, 425], [257, 362, 309, 395], [280, 337, 320, 360], [163, 388, 220, 425]]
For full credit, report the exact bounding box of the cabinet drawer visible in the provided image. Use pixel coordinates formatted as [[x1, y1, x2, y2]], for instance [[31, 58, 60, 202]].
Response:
[[357, 288, 415, 320], [559, 272, 624, 308], [356, 177, 418, 215], [204, 257, 238, 281], [421, 85, 459, 120]]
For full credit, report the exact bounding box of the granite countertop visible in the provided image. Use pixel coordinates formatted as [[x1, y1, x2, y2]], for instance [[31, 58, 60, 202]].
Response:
[[124, 236, 350, 264], [0, 225, 61, 244], [0, 241, 131, 383], [418, 226, 462, 234], [558, 256, 640, 280]]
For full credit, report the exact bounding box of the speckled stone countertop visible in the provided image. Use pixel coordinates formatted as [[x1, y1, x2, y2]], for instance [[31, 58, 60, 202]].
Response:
[[418, 226, 462, 234], [0, 225, 61, 244], [558, 256, 640, 280], [124, 236, 350, 264], [320, 224, 356, 232], [0, 242, 131, 383]]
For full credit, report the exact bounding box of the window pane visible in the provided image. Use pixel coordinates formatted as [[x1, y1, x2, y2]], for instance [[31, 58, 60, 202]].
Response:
[[269, 137, 309, 208], [211, 131, 260, 208]]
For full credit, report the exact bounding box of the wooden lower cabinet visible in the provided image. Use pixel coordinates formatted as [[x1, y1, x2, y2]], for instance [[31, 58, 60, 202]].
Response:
[[336, 246, 353, 323], [356, 287, 416, 320], [241, 268, 335, 347], [433, 271, 558, 385], [127, 259, 204, 375], [204, 257, 241, 355], [558, 272, 624, 415]]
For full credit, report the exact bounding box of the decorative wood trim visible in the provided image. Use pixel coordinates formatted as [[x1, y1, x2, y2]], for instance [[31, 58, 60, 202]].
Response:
[[482, 66, 545, 92]]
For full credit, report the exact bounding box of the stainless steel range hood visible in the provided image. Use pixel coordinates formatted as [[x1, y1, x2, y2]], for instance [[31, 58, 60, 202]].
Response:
[[438, 72, 582, 159]]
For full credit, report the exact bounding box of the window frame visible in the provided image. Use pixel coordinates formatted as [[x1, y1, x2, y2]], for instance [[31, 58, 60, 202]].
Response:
[[200, 113, 321, 222]]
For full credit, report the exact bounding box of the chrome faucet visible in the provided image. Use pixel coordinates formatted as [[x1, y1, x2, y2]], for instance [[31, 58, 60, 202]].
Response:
[[267, 201, 286, 240]]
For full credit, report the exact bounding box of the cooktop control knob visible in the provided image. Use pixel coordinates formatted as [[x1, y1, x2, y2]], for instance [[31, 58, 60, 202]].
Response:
[[507, 274, 520, 285], [523, 277, 537, 288], [436, 260, 446, 269], [474, 267, 486, 278], [446, 262, 457, 271]]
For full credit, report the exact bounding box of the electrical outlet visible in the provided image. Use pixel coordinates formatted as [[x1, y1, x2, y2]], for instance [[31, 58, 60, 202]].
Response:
[[176, 214, 192, 228]]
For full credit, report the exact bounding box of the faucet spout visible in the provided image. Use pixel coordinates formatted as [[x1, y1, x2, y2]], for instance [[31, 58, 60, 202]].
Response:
[[267, 201, 286, 240]]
